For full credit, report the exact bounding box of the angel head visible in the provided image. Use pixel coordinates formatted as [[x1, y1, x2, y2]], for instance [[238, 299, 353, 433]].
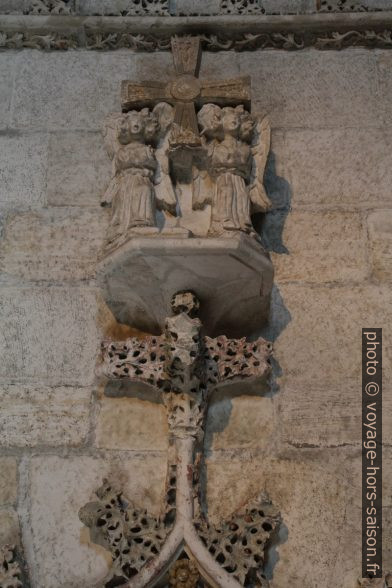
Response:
[[153, 102, 174, 138], [116, 109, 159, 144], [221, 105, 252, 139], [197, 103, 222, 139], [239, 108, 255, 142]]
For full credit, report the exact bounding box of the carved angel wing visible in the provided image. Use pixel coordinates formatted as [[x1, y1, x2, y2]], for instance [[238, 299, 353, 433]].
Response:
[[102, 112, 125, 160], [192, 137, 214, 210], [249, 115, 272, 213], [101, 113, 126, 207], [153, 103, 177, 215]]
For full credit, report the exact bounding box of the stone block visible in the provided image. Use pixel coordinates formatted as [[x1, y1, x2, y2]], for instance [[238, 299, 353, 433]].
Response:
[[281, 128, 392, 208], [239, 50, 379, 128], [11, 51, 173, 131], [47, 131, 111, 207], [270, 210, 369, 283], [26, 454, 167, 587], [0, 458, 17, 505], [0, 53, 16, 129], [0, 508, 20, 545], [0, 208, 106, 281], [0, 133, 48, 209], [95, 396, 168, 450], [272, 284, 391, 390], [0, 386, 91, 447], [205, 393, 276, 451], [206, 450, 360, 587], [0, 287, 100, 387], [367, 210, 392, 282], [0, 0, 24, 13]]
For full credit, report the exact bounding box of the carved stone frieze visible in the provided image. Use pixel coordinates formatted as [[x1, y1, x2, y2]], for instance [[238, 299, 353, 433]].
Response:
[[359, 575, 392, 588], [0, 545, 22, 588]]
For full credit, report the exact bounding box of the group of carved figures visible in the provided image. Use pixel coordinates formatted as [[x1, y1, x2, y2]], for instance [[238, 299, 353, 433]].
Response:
[[102, 102, 271, 249]]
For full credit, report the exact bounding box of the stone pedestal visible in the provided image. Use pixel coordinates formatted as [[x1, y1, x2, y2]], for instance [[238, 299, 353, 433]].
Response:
[[98, 233, 273, 337]]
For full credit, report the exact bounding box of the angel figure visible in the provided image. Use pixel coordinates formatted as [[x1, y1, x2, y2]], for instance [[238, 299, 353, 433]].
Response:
[[101, 103, 177, 250], [194, 103, 271, 238]]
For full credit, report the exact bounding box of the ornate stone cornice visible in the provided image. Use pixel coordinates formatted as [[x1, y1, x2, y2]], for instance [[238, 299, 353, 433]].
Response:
[[1, 12, 392, 50]]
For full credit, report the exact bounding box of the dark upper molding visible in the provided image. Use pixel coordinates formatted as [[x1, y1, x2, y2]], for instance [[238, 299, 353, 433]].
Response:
[[1, 12, 392, 50]]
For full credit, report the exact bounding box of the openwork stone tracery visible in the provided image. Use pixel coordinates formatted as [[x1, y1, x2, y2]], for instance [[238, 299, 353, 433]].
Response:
[[80, 34, 280, 588]]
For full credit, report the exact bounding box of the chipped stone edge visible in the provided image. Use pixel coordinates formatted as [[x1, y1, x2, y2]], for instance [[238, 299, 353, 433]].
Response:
[[1, 12, 392, 50]]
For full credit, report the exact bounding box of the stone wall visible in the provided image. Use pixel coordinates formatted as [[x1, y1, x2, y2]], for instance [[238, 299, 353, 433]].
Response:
[[0, 42, 391, 587]]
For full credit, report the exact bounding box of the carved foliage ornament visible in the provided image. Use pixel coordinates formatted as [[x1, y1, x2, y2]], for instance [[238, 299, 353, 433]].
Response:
[[0, 545, 22, 588], [81, 292, 278, 587]]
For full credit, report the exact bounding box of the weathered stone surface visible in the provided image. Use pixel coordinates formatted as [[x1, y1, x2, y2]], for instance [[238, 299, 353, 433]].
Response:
[[0, 508, 20, 546], [47, 131, 111, 207], [239, 50, 379, 128], [281, 128, 392, 208], [205, 394, 276, 451], [263, 0, 316, 13], [0, 287, 100, 386], [0, 386, 91, 447], [173, 0, 220, 15], [270, 210, 369, 283], [0, 54, 15, 129], [0, 208, 106, 281], [26, 454, 167, 588], [278, 385, 392, 448], [367, 210, 392, 282], [206, 450, 359, 588], [272, 284, 391, 390], [78, 0, 169, 15], [0, 458, 17, 505], [0, 133, 48, 209], [96, 397, 168, 450], [11, 51, 173, 130]]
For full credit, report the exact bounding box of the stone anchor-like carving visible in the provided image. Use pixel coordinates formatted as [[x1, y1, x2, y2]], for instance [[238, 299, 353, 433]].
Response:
[[80, 292, 280, 587]]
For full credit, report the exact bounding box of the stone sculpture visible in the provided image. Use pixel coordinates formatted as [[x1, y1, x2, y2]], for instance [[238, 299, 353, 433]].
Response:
[[101, 105, 177, 250], [80, 292, 279, 587], [0, 545, 22, 588], [169, 559, 200, 587], [194, 103, 271, 238]]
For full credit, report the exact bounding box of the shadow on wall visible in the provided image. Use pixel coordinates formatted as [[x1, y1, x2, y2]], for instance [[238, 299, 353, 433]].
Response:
[[202, 148, 292, 580]]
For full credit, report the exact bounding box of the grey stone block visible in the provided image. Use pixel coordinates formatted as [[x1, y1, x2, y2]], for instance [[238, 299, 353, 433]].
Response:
[[0, 133, 48, 209], [0, 286, 100, 386]]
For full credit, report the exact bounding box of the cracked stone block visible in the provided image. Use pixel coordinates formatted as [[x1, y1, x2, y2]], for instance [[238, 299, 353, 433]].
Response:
[[47, 132, 111, 207], [239, 50, 379, 128], [0, 134, 48, 209], [270, 210, 369, 283], [281, 128, 392, 208], [0, 508, 20, 545], [0, 386, 91, 447], [26, 454, 167, 588], [0, 458, 17, 505], [0, 208, 106, 281], [367, 210, 392, 282], [95, 396, 168, 450], [0, 287, 100, 387]]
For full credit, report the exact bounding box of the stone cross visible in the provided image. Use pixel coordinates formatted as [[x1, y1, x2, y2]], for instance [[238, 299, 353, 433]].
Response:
[[81, 292, 279, 587], [121, 36, 250, 173]]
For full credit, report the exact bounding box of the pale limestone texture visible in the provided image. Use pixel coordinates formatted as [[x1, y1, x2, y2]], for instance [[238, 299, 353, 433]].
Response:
[[0, 133, 48, 209], [0, 287, 100, 386], [271, 210, 369, 283], [47, 132, 111, 207], [0, 209, 106, 281], [0, 458, 17, 505], [0, 508, 20, 546], [26, 455, 167, 588], [0, 54, 15, 130], [368, 210, 392, 282], [96, 397, 168, 450], [0, 386, 91, 447]]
